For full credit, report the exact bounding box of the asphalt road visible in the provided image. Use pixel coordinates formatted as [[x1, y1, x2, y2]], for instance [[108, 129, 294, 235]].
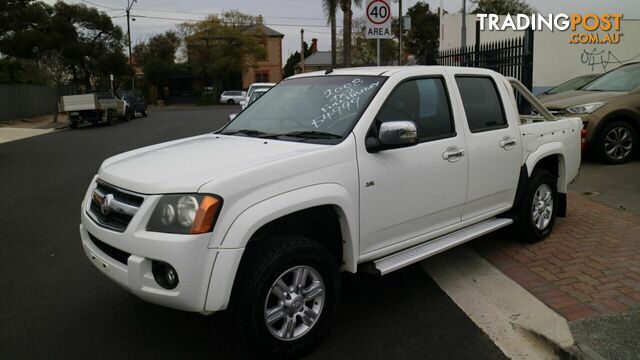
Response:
[[0, 106, 505, 359]]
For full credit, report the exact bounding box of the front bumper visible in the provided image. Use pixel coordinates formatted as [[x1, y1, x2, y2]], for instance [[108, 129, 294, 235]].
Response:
[[79, 181, 243, 313]]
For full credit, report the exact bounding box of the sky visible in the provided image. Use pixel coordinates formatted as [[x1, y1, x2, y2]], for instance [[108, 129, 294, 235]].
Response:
[[42, 0, 640, 63]]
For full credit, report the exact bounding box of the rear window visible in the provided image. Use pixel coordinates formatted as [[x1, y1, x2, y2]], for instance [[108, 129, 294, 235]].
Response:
[[455, 76, 507, 133]]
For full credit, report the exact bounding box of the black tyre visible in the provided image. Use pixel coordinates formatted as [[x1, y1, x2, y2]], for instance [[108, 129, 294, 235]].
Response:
[[69, 119, 78, 129], [596, 121, 637, 164], [122, 108, 132, 122], [105, 110, 114, 126], [517, 169, 558, 243], [142, 106, 149, 117], [232, 235, 340, 358], [227, 99, 235, 104]]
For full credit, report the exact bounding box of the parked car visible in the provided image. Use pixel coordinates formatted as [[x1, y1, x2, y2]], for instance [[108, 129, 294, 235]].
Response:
[[80, 66, 581, 357], [219, 90, 246, 104], [538, 73, 600, 97], [245, 82, 275, 103], [60, 91, 132, 129], [240, 87, 269, 110], [540, 62, 640, 164], [121, 91, 149, 118]]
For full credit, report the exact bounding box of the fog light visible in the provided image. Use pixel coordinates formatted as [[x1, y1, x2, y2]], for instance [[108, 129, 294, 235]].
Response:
[[152, 261, 179, 289]]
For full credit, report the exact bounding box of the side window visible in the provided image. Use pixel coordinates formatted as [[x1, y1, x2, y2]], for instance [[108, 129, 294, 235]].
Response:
[[455, 76, 507, 132], [378, 78, 455, 141]]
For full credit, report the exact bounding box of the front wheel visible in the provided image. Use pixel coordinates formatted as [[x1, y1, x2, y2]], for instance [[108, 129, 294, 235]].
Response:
[[232, 235, 340, 358], [142, 106, 149, 117], [517, 169, 558, 243], [596, 121, 636, 164], [227, 99, 235, 105]]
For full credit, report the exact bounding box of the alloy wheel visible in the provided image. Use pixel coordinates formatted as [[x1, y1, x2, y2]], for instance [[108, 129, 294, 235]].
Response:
[[263, 265, 325, 341], [604, 126, 633, 160], [531, 183, 553, 230]]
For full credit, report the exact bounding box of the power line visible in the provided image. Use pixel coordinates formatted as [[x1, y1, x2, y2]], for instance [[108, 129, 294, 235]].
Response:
[[128, 14, 343, 28], [80, 0, 120, 11]]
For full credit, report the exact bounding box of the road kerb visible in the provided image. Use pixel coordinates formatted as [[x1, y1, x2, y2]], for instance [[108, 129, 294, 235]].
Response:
[[421, 245, 577, 359]]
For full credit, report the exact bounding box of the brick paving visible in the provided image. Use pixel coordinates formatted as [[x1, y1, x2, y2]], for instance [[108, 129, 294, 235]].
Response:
[[472, 192, 640, 321]]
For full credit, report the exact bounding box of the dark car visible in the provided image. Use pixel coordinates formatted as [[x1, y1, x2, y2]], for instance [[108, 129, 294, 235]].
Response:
[[122, 91, 149, 118]]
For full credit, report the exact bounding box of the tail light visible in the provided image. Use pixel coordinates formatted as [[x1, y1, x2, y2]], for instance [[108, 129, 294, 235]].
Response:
[[581, 128, 587, 152]]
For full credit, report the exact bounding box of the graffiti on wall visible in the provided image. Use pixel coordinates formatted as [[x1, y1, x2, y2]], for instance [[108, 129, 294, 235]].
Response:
[[580, 48, 640, 72]]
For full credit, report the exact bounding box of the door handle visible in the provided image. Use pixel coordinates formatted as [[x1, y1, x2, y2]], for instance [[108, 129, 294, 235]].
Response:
[[442, 147, 465, 162], [500, 137, 517, 149]]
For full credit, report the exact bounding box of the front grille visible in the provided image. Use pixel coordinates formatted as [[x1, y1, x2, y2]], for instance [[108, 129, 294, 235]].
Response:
[[88, 181, 144, 232], [88, 232, 131, 265]]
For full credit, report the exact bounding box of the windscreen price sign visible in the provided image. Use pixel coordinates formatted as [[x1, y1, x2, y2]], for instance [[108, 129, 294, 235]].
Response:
[[365, 0, 393, 39]]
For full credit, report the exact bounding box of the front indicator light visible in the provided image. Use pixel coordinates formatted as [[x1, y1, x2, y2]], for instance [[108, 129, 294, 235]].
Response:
[[147, 194, 222, 234]]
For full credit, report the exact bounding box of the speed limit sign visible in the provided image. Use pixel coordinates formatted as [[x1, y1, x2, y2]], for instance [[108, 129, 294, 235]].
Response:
[[365, 0, 393, 39]]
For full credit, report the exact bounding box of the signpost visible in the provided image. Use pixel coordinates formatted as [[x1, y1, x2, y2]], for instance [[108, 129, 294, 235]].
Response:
[[365, 0, 393, 66]]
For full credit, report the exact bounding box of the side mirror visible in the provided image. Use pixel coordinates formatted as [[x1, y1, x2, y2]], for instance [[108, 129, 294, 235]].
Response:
[[366, 120, 418, 153], [228, 114, 237, 122]]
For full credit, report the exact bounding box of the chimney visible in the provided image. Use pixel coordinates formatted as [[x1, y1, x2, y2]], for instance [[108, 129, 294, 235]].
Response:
[[311, 38, 318, 54], [256, 15, 264, 25]]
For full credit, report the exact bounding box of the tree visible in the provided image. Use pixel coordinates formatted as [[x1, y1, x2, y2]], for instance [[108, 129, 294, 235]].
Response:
[[404, 2, 439, 65], [339, 0, 363, 67], [471, 0, 535, 14], [133, 31, 181, 100], [322, 0, 339, 67], [283, 42, 313, 78], [0, 0, 129, 86], [180, 11, 266, 90], [344, 17, 396, 66]]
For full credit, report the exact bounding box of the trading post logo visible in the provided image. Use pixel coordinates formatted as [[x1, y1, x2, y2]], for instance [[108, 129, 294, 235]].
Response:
[[477, 13, 624, 44]]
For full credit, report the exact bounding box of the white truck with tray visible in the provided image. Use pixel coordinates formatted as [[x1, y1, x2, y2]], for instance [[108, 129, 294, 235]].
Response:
[[60, 91, 131, 128]]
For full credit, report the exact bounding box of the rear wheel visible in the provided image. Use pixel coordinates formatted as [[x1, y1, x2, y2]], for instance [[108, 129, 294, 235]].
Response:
[[227, 99, 235, 104], [517, 169, 558, 243], [232, 235, 340, 358], [596, 121, 637, 164], [69, 118, 78, 129], [105, 110, 114, 126]]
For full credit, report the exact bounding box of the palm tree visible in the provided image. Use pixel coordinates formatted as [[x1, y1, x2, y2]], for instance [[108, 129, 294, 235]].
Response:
[[321, 0, 339, 68], [339, 0, 362, 67]]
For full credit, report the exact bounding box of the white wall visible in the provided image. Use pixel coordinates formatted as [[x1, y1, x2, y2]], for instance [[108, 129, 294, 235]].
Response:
[[439, 14, 640, 93]]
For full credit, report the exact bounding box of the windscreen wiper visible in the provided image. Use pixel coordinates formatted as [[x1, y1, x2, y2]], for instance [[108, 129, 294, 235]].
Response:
[[258, 130, 342, 139], [220, 129, 269, 137]]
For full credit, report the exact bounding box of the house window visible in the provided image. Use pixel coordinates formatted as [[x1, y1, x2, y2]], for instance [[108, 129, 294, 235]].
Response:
[[255, 71, 269, 83]]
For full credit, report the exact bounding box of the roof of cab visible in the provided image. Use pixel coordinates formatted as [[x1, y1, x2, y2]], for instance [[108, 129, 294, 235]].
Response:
[[286, 65, 490, 80]]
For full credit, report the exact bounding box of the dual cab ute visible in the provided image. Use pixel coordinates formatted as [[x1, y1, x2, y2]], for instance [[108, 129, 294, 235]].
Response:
[[80, 66, 581, 357]]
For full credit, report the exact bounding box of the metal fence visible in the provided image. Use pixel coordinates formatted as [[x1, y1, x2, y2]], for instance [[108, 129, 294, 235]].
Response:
[[0, 84, 59, 121], [437, 26, 534, 111]]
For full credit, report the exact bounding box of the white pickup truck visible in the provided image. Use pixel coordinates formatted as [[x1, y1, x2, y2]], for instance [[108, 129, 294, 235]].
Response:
[[60, 91, 131, 128], [80, 66, 581, 357]]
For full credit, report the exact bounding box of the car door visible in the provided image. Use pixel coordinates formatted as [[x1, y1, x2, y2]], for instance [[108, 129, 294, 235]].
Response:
[[358, 76, 468, 255], [453, 74, 522, 220]]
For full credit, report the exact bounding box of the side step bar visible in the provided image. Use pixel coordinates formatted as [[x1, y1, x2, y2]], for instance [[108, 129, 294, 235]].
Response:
[[373, 218, 513, 275]]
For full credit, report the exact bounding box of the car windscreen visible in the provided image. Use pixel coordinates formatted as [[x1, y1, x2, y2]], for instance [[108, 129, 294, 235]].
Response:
[[221, 75, 384, 143], [546, 76, 598, 94], [582, 63, 640, 92]]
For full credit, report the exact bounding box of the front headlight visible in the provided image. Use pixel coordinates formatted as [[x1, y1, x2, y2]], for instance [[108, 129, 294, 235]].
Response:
[[566, 102, 605, 114], [147, 194, 222, 234]]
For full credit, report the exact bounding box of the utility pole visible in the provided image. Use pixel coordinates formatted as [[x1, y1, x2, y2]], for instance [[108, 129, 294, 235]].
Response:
[[398, 0, 402, 65], [126, 0, 137, 91], [461, 0, 466, 50], [300, 29, 305, 73]]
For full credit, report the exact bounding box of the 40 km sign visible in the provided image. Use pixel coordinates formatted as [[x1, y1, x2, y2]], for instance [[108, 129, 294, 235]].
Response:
[[365, 0, 393, 39]]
